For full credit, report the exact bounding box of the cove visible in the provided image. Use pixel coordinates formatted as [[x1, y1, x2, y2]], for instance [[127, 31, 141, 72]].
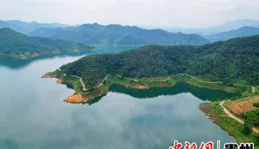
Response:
[[109, 83, 239, 101]]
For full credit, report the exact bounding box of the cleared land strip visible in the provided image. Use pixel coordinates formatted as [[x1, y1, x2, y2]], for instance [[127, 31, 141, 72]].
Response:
[[220, 101, 259, 133], [97, 74, 109, 88], [93, 73, 255, 92], [69, 75, 87, 91], [183, 74, 223, 84], [252, 86, 256, 93], [143, 76, 170, 82], [118, 73, 223, 83], [180, 74, 255, 92]]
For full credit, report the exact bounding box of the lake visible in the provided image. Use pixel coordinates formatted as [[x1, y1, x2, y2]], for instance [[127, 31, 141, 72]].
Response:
[[0, 46, 237, 149]]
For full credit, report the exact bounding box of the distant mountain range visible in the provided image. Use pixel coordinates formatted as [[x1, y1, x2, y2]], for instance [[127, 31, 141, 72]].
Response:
[[0, 20, 69, 34], [0, 28, 93, 59], [207, 26, 259, 42], [167, 19, 259, 35], [29, 23, 209, 45], [2, 19, 259, 46]]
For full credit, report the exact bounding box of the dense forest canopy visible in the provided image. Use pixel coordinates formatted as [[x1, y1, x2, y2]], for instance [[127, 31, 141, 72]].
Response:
[[30, 23, 209, 45], [60, 35, 259, 86], [0, 28, 93, 57]]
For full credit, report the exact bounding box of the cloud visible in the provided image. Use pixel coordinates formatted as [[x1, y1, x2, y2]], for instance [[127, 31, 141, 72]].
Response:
[[0, 0, 259, 28]]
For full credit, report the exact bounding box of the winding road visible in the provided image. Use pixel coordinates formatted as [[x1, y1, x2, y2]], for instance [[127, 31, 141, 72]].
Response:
[[219, 101, 259, 133], [183, 74, 223, 84], [184, 74, 256, 93], [97, 74, 109, 88], [70, 75, 87, 91], [252, 86, 256, 93]]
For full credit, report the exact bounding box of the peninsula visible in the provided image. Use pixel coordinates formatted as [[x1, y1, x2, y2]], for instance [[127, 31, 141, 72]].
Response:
[[43, 34, 259, 103]]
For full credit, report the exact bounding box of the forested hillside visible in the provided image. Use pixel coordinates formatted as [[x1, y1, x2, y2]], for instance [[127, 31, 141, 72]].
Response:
[[60, 35, 259, 86], [0, 28, 93, 59], [30, 23, 209, 45]]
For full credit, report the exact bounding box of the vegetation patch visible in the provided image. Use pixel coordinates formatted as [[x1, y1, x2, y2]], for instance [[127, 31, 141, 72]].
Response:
[[254, 102, 259, 108], [241, 110, 259, 127]]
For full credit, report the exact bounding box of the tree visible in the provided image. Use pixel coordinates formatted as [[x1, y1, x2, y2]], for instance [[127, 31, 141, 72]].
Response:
[[253, 102, 259, 107], [253, 134, 259, 146], [242, 121, 252, 135]]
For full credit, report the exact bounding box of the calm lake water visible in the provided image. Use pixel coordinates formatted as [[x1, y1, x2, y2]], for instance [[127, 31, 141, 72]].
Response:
[[0, 46, 237, 149]]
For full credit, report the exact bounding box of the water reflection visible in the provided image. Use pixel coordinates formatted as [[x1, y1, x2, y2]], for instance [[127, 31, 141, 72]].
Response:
[[0, 55, 236, 149], [85, 83, 240, 106], [108, 83, 239, 102], [31, 93, 235, 149]]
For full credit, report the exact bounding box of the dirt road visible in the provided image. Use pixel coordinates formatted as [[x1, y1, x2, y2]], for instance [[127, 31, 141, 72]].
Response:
[[70, 75, 87, 91], [220, 101, 259, 133]]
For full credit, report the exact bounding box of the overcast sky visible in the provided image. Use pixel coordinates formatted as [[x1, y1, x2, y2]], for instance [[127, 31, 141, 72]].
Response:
[[0, 0, 259, 28]]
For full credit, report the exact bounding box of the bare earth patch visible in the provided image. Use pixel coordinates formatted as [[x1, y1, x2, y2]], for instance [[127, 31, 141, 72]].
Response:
[[42, 73, 56, 78], [64, 94, 87, 103], [132, 84, 148, 89], [56, 79, 62, 84], [225, 96, 259, 115], [64, 91, 104, 104]]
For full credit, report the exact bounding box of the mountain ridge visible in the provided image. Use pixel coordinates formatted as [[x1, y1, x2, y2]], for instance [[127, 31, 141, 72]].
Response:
[[207, 26, 259, 42], [30, 23, 209, 45], [0, 20, 69, 34], [166, 19, 259, 35]]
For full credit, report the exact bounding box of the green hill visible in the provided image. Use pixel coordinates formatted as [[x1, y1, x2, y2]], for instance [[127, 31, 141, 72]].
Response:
[[0, 28, 94, 59], [59, 35, 259, 86], [30, 23, 209, 45]]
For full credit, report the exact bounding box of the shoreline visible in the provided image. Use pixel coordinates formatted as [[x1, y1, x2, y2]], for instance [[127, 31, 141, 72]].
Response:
[[42, 72, 245, 104], [198, 103, 239, 142]]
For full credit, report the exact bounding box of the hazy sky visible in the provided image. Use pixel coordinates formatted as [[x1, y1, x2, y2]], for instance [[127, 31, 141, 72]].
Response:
[[1, 0, 259, 28]]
